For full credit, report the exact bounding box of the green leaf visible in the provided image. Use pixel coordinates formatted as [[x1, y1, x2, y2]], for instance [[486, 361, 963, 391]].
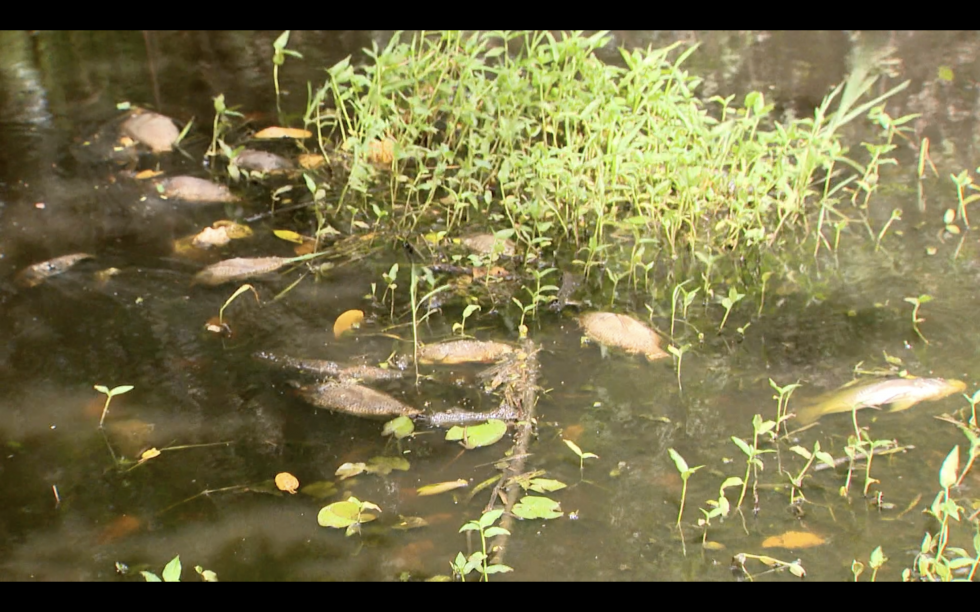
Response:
[[335, 462, 367, 480], [939, 446, 960, 489], [564, 439, 585, 458], [484, 564, 514, 574], [94, 385, 109, 394], [512, 495, 563, 520], [445, 419, 508, 449], [317, 500, 360, 529], [479, 509, 504, 529], [719, 477, 743, 491], [195, 566, 219, 582], [366, 456, 410, 475], [667, 448, 689, 473], [483, 526, 510, 538], [869, 546, 886, 569], [382, 415, 415, 439], [162, 555, 181, 582], [528, 478, 567, 494], [731, 436, 753, 456], [299, 480, 338, 500], [140, 571, 162, 582]]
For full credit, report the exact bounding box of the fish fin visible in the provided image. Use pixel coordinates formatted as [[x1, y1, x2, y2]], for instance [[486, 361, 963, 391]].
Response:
[[886, 399, 917, 413]]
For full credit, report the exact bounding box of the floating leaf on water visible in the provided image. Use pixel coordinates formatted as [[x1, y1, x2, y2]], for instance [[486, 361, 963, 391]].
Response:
[[135, 169, 164, 180], [121, 110, 179, 153], [333, 309, 365, 339], [253, 126, 313, 139], [159, 176, 237, 203], [275, 472, 300, 494], [140, 448, 161, 461], [702, 541, 726, 551], [335, 462, 367, 480], [579, 312, 669, 361], [383, 415, 415, 439], [366, 456, 410, 475], [300, 480, 338, 499], [233, 149, 295, 173], [273, 229, 306, 244], [418, 340, 514, 364], [15, 253, 95, 288], [445, 419, 508, 449], [760, 530, 826, 549], [527, 478, 567, 494], [317, 501, 360, 529], [416, 479, 469, 496], [192, 256, 292, 286], [512, 495, 563, 520]]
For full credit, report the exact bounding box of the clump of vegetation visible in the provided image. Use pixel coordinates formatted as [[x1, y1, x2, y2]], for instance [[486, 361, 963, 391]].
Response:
[[295, 30, 908, 317]]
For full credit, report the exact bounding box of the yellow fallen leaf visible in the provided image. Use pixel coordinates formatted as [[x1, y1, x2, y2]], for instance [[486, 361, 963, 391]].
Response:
[[273, 229, 306, 244], [275, 472, 300, 494], [416, 479, 469, 497], [135, 169, 164, 180], [333, 309, 365, 339], [140, 448, 161, 461], [761, 530, 825, 549], [298, 153, 325, 170], [254, 126, 313, 139], [366, 138, 395, 165]]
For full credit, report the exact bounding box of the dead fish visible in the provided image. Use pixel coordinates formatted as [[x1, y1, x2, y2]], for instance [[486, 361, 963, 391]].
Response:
[[120, 110, 180, 153], [15, 253, 95, 288], [460, 233, 516, 257], [417, 339, 515, 365], [419, 403, 520, 428], [233, 149, 295, 173], [192, 256, 292, 286], [795, 377, 967, 425], [578, 312, 669, 361], [297, 381, 421, 420], [254, 351, 404, 382], [158, 176, 237, 203]]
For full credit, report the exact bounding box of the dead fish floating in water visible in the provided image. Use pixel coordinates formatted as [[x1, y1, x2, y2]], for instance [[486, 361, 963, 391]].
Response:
[[795, 377, 967, 425], [15, 253, 95, 288], [296, 381, 421, 420], [419, 403, 521, 428], [417, 340, 515, 365], [254, 351, 404, 382], [192, 256, 293, 286], [120, 110, 180, 153], [157, 176, 237, 203], [578, 312, 669, 361], [459, 233, 516, 257]]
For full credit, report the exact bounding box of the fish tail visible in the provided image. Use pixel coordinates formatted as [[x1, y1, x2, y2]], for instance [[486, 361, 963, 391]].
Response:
[[794, 404, 823, 425]]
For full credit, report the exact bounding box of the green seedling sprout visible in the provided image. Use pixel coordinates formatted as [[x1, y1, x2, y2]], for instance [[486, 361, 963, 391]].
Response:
[[718, 286, 745, 332], [127, 555, 218, 582], [903, 294, 932, 344], [453, 304, 481, 337], [950, 169, 980, 229], [874, 208, 902, 252], [769, 378, 801, 435], [454, 509, 513, 582], [731, 414, 777, 511], [698, 476, 741, 545], [667, 448, 703, 529], [272, 31, 303, 115], [219, 284, 259, 328], [94, 384, 134, 429], [206, 93, 243, 161], [667, 343, 691, 392], [564, 439, 598, 476], [786, 441, 835, 506]]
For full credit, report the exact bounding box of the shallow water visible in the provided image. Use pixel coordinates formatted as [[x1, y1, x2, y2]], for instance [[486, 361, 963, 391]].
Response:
[[1, 31, 979, 582]]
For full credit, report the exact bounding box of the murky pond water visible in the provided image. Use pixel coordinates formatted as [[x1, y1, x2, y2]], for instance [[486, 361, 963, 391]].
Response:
[[1, 31, 979, 582]]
